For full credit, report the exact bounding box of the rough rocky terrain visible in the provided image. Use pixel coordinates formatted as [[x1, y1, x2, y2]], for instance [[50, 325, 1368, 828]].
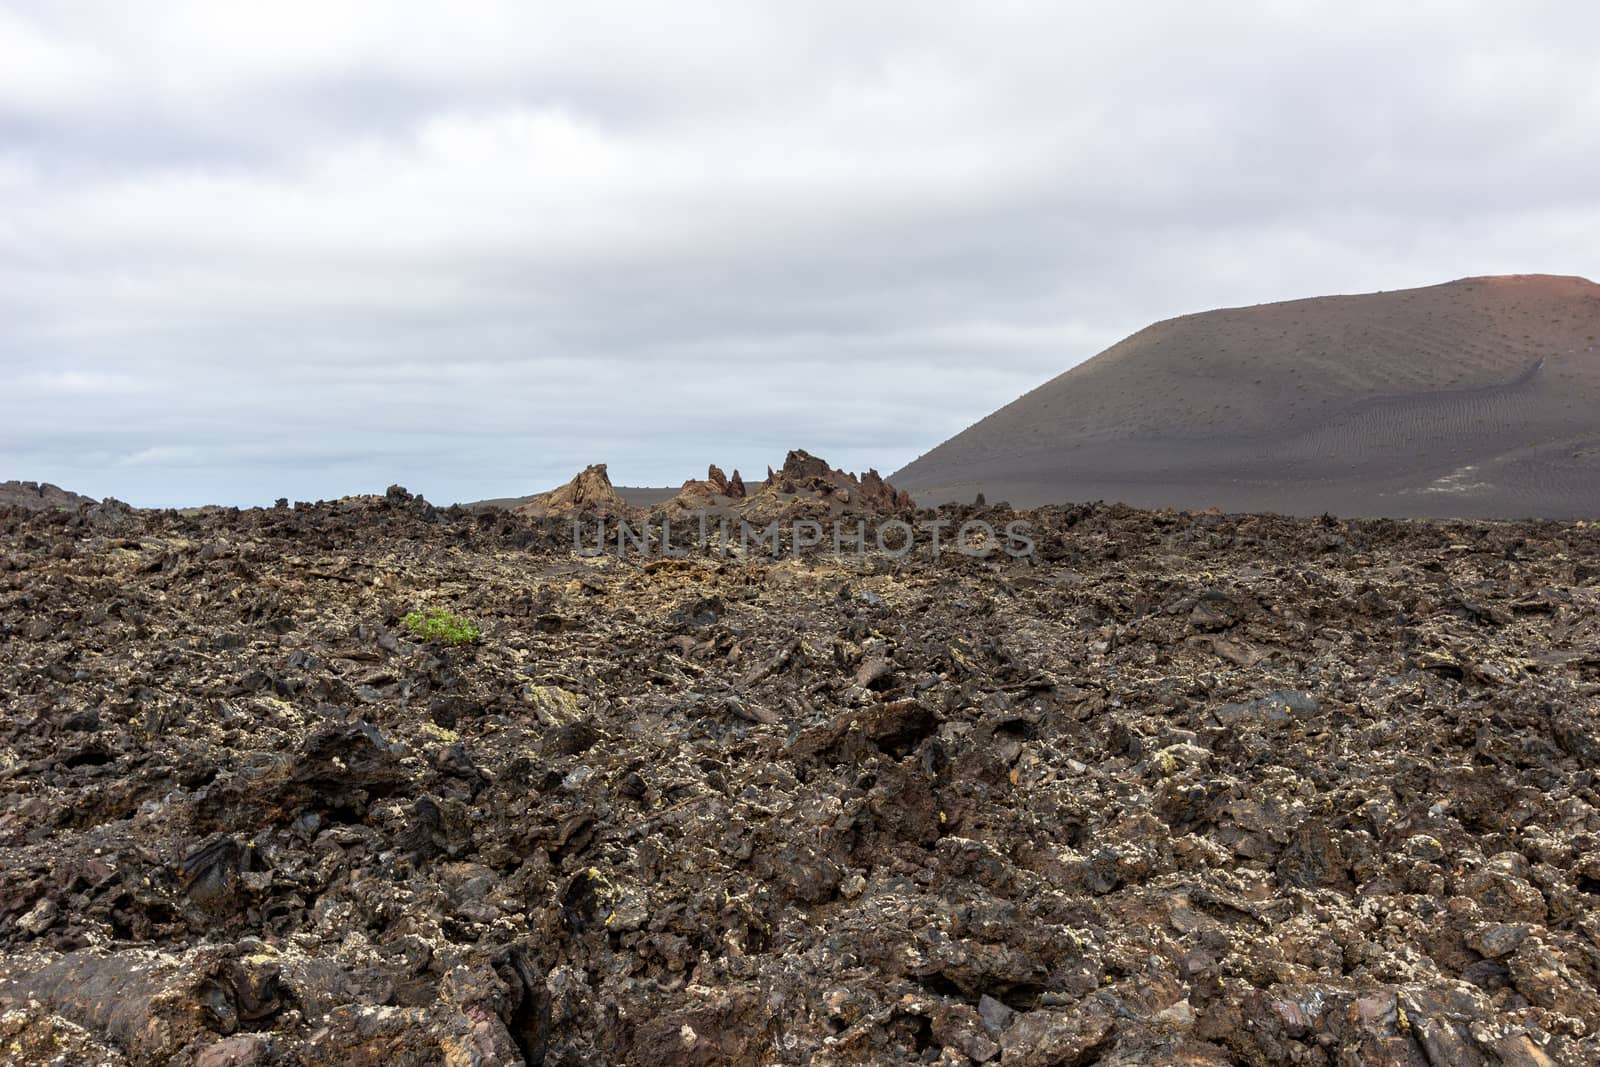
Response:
[[2, 489, 1600, 1065], [464, 485, 679, 513], [471, 450, 916, 521], [0, 483, 97, 512], [511, 466, 632, 521], [496, 451, 914, 527], [669, 464, 750, 510], [895, 274, 1600, 519], [659, 451, 915, 522]]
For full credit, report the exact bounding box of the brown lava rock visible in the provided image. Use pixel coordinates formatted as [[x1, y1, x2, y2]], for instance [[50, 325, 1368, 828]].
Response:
[[0, 495, 1598, 1063]]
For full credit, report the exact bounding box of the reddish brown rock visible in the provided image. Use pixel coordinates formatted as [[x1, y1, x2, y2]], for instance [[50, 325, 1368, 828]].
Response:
[[512, 463, 630, 519], [734, 449, 915, 520], [657, 451, 911, 521], [670, 464, 749, 509]]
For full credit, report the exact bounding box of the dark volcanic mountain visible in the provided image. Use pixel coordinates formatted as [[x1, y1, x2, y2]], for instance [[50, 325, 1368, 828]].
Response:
[[893, 274, 1600, 518]]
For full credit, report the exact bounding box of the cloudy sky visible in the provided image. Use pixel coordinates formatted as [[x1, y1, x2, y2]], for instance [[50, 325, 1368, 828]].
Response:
[[2, 2, 1597, 506]]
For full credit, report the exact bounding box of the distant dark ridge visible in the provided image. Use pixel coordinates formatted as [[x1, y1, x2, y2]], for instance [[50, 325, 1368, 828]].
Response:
[[0, 481, 98, 511]]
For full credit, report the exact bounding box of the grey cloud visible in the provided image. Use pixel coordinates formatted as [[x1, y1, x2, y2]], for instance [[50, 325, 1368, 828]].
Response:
[[1, 2, 1597, 506]]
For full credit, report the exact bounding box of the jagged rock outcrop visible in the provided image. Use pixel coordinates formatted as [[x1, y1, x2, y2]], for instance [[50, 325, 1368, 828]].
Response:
[[512, 464, 631, 520], [668, 464, 749, 511], [857, 468, 915, 513], [736, 449, 914, 520], [656, 452, 912, 521], [0, 481, 97, 511]]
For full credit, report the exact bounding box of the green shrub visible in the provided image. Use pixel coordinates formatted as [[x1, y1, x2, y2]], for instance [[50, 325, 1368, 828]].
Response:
[[401, 608, 480, 646]]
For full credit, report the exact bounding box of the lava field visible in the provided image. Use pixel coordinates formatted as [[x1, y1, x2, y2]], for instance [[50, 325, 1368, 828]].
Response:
[[2, 493, 1599, 1065]]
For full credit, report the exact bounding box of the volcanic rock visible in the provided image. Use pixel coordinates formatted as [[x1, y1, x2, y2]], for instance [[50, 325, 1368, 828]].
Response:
[[652, 450, 913, 524], [1, 497, 1599, 1063], [0, 480, 97, 511], [512, 463, 631, 519], [668, 464, 749, 510], [733, 449, 914, 520]]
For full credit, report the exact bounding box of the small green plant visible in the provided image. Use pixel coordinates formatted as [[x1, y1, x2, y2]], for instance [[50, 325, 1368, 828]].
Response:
[[401, 608, 480, 646]]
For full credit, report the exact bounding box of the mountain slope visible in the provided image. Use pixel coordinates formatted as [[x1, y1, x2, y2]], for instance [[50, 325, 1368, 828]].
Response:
[[892, 274, 1600, 518]]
